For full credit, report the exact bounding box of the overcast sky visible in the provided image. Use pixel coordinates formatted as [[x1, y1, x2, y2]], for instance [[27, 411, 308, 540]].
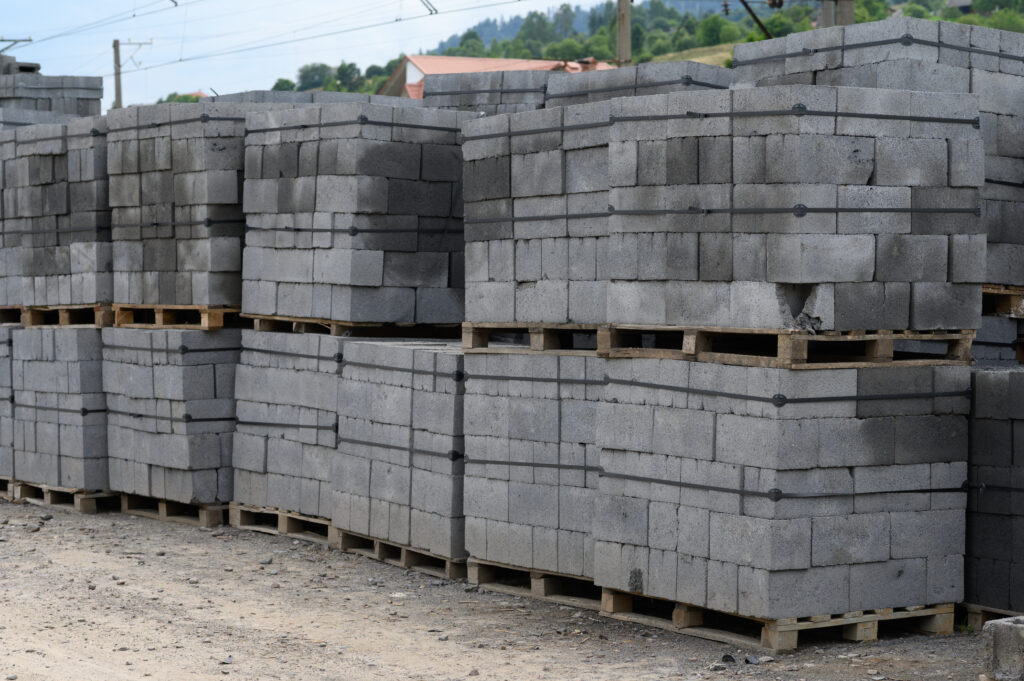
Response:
[[5, 0, 605, 110]]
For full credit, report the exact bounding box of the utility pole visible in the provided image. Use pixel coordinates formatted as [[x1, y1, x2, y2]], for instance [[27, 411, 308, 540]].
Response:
[[112, 40, 122, 109], [0, 37, 32, 54], [112, 39, 152, 109], [616, 0, 631, 66]]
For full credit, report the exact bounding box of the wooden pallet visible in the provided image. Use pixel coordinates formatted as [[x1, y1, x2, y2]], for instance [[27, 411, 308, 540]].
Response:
[[600, 589, 954, 651], [467, 560, 601, 610], [121, 494, 227, 527], [113, 305, 245, 330], [12, 481, 119, 513], [244, 314, 460, 339], [0, 307, 22, 325], [228, 503, 332, 544], [962, 603, 1021, 631], [21, 304, 113, 328], [983, 284, 1024, 318], [596, 325, 974, 369], [461, 322, 600, 354], [331, 527, 467, 580]]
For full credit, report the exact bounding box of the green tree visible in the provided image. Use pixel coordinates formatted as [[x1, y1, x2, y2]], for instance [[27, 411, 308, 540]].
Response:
[[553, 3, 576, 38], [902, 4, 931, 18], [447, 29, 487, 56], [336, 61, 364, 92], [631, 22, 646, 51], [296, 63, 335, 91], [518, 11, 555, 44], [649, 35, 673, 55], [696, 14, 738, 46], [988, 7, 1024, 31], [543, 37, 585, 60], [157, 92, 199, 103], [271, 78, 295, 91], [764, 12, 796, 36]]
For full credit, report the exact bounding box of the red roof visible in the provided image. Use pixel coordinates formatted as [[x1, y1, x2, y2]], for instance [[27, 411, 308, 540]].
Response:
[[405, 54, 614, 75], [378, 54, 615, 97]]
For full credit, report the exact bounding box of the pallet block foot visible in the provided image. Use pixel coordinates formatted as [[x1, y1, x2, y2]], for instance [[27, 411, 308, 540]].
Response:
[[842, 620, 878, 642], [672, 604, 704, 628], [761, 627, 799, 651], [917, 612, 954, 635], [601, 588, 632, 614]]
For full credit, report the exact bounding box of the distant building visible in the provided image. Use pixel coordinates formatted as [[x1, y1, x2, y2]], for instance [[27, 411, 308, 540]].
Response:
[[945, 0, 973, 13], [377, 54, 614, 98]]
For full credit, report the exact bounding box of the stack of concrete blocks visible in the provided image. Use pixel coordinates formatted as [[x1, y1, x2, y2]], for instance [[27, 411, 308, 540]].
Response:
[[972, 316, 1022, 365], [331, 339, 466, 561], [462, 100, 614, 323], [0, 324, 15, 479], [461, 353, 606, 577], [604, 85, 985, 331], [204, 90, 423, 107], [423, 70, 551, 113], [543, 61, 731, 108], [733, 17, 1024, 287], [965, 366, 1024, 612], [0, 116, 111, 308], [103, 328, 239, 504], [593, 360, 969, 619], [0, 56, 101, 117], [0, 108, 79, 129], [241, 103, 470, 323], [463, 84, 986, 330], [107, 102, 285, 307], [232, 329, 343, 518], [10, 328, 106, 490]]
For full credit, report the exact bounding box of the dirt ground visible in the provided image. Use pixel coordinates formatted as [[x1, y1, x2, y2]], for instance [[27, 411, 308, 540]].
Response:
[[0, 498, 987, 681]]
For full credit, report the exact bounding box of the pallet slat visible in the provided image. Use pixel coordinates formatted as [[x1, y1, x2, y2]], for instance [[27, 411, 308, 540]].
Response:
[[597, 588, 954, 651], [113, 305, 245, 330], [245, 314, 459, 339], [21, 305, 113, 328], [10, 480, 118, 513]]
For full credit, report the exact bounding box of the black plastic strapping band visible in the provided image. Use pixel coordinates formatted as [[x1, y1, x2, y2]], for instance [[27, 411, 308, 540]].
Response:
[[241, 345, 342, 363], [464, 211, 607, 225], [426, 86, 547, 96], [731, 33, 1024, 67], [12, 403, 106, 415], [107, 408, 236, 424], [462, 120, 610, 142], [609, 106, 980, 128], [114, 218, 245, 230], [245, 115, 460, 136], [339, 358, 464, 382], [987, 178, 1024, 189], [599, 469, 967, 499], [545, 75, 728, 100], [1, 225, 111, 236], [236, 419, 337, 432], [464, 458, 601, 472], [242, 224, 462, 235], [13, 128, 107, 145], [103, 343, 242, 354], [106, 114, 246, 134], [464, 205, 981, 224], [602, 376, 971, 406], [335, 434, 462, 461], [609, 205, 982, 217], [465, 373, 603, 387]]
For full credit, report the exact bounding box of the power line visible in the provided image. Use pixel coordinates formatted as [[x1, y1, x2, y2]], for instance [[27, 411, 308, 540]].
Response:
[[26, 0, 205, 48], [109, 0, 527, 77]]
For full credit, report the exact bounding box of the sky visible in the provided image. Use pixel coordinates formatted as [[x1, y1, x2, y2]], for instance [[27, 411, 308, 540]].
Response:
[[4, 0, 606, 110]]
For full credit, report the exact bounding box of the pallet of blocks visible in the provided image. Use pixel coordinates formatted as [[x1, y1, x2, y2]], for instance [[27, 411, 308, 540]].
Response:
[[103, 328, 239, 512], [10, 327, 106, 491], [733, 16, 1024, 290], [331, 338, 466, 576], [1, 117, 113, 323], [241, 101, 472, 325], [964, 366, 1024, 627]]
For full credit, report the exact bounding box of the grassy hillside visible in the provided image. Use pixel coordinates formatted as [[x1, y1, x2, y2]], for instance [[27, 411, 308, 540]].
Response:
[[651, 42, 735, 66]]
